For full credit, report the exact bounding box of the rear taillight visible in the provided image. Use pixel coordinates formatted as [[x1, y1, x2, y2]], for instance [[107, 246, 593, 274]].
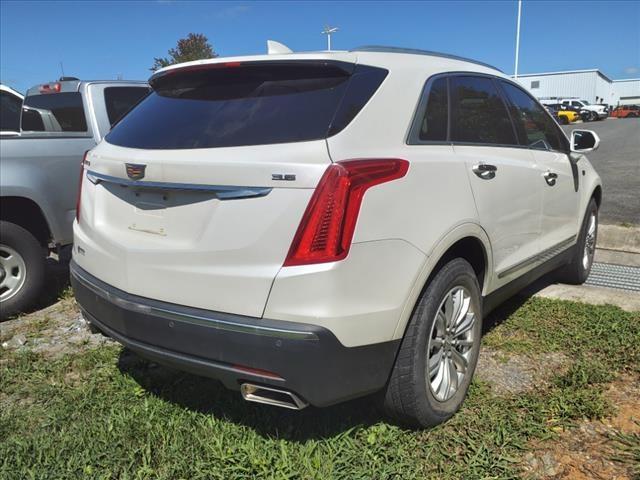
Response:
[[284, 159, 409, 267], [76, 151, 90, 223]]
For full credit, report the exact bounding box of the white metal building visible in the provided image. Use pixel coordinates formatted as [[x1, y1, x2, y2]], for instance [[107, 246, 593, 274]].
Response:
[[612, 78, 640, 105], [514, 69, 640, 106]]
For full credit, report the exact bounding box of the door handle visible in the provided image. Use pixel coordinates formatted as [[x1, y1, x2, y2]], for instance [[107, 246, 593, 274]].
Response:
[[472, 163, 497, 179], [543, 171, 558, 186]]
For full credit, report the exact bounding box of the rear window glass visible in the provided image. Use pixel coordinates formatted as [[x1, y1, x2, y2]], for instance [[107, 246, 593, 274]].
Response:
[[21, 92, 87, 132], [106, 61, 387, 149], [104, 86, 149, 126], [450, 76, 516, 146]]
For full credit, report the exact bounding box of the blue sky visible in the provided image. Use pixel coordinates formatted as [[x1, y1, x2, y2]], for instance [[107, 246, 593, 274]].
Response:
[[1, 0, 639, 93]]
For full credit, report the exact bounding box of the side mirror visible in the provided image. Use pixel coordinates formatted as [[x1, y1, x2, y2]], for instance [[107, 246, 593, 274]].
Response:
[[570, 129, 600, 153]]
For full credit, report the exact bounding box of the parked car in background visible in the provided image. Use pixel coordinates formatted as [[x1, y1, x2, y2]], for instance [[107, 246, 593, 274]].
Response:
[[0, 78, 148, 318], [610, 104, 639, 118], [559, 98, 608, 121], [545, 103, 581, 124], [0, 84, 24, 136], [72, 47, 603, 428]]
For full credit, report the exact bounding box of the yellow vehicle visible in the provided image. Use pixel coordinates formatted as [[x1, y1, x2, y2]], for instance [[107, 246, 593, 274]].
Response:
[[557, 109, 580, 124]]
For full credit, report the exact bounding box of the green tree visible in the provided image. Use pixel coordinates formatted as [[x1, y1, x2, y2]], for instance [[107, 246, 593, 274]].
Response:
[[151, 33, 217, 71]]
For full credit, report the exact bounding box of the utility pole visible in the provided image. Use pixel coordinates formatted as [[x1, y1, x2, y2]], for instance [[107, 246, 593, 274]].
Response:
[[322, 26, 338, 51], [514, 0, 522, 79]]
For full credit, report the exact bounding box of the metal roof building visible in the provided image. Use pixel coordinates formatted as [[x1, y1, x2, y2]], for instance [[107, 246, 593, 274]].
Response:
[[612, 78, 640, 105], [514, 69, 640, 106]]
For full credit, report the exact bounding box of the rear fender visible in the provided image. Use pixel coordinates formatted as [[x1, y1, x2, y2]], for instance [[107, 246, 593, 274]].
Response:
[[391, 222, 492, 340]]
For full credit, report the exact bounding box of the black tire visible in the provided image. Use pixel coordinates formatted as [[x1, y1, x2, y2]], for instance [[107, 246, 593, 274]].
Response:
[[589, 111, 598, 122], [558, 198, 598, 285], [560, 116, 569, 125], [0, 221, 46, 319], [383, 258, 482, 428]]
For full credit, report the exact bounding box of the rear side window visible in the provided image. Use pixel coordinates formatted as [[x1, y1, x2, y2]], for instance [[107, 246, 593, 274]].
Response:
[[500, 81, 565, 151], [418, 77, 448, 141], [21, 92, 87, 132], [450, 76, 516, 145], [1, 91, 22, 131], [104, 86, 149, 126], [106, 61, 387, 149]]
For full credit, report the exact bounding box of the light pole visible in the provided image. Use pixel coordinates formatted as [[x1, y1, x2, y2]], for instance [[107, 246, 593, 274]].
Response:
[[322, 26, 338, 51], [514, 0, 522, 79]]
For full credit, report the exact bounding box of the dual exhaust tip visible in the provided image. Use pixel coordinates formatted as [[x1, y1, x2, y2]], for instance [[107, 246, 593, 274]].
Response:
[[240, 383, 308, 410]]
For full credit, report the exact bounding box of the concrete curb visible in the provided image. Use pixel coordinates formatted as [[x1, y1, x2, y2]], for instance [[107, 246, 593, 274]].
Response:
[[597, 224, 640, 254]]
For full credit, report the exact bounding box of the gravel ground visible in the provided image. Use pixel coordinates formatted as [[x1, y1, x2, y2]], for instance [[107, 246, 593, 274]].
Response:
[[0, 298, 114, 360]]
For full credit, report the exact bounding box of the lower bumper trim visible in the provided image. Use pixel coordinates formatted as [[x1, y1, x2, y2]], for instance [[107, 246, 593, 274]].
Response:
[[71, 261, 400, 407]]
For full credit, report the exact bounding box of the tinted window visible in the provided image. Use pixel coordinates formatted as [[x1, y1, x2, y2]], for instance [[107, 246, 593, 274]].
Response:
[[104, 87, 149, 126], [21, 92, 87, 132], [418, 77, 448, 141], [106, 62, 387, 149], [500, 81, 565, 151], [1, 91, 22, 131], [450, 76, 516, 145]]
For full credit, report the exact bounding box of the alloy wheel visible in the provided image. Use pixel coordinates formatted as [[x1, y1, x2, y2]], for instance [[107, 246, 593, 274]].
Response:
[[426, 286, 476, 402], [583, 212, 597, 271]]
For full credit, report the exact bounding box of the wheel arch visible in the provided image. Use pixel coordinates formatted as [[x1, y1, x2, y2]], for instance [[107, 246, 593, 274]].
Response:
[[0, 196, 52, 247], [592, 185, 602, 207], [392, 223, 492, 340]]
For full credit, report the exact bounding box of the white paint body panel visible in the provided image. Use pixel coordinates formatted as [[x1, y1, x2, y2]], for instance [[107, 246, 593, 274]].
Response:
[[74, 49, 602, 347]]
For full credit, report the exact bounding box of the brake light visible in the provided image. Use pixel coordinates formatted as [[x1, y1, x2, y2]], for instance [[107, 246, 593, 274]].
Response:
[[38, 82, 61, 94], [76, 151, 90, 223], [284, 159, 409, 266]]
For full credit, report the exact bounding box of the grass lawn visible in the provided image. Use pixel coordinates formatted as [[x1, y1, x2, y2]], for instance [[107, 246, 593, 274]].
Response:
[[1, 297, 639, 479]]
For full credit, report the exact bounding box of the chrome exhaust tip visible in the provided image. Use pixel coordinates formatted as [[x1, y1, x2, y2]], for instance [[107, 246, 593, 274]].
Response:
[[240, 383, 308, 410]]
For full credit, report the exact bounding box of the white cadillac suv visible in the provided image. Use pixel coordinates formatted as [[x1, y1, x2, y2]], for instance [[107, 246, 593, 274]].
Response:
[[71, 46, 602, 427]]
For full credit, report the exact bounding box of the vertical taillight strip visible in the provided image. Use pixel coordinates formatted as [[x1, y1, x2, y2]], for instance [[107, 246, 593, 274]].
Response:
[[283, 158, 409, 267]]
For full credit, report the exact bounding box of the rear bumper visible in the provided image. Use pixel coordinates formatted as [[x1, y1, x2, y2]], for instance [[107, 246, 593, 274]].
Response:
[[71, 261, 399, 407]]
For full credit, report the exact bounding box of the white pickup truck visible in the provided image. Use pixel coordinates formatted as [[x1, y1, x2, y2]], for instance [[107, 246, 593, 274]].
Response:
[[0, 78, 148, 318]]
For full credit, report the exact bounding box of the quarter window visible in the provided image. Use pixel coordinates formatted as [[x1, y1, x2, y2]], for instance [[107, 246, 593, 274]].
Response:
[[500, 81, 565, 151], [418, 77, 448, 141], [450, 76, 516, 145], [104, 86, 149, 126], [0, 91, 22, 132]]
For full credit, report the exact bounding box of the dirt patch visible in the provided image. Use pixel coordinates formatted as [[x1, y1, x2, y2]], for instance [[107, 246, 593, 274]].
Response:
[[1, 298, 114, 359], [476, 348, 569, 395], [522, 374, 640, 480]]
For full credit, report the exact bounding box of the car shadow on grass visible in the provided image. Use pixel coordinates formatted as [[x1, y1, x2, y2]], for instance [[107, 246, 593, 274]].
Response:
[[116, 271, 560, 441], [117, 347, 387, 441]]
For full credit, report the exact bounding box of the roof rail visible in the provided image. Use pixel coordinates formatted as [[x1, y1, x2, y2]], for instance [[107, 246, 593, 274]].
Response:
[[351, 46, 503, 73]]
